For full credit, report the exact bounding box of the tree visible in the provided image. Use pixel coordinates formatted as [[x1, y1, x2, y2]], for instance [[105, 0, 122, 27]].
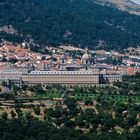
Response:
[[84, 99, 93, 106], [1, 112, 8, 120], [1, 57, 7, 62], [64, 98, 77, 109], [64, 120, 75, 128], [15, 108, 23, 117], [10, 110, 16, 118], [33, 106, 41, 116]]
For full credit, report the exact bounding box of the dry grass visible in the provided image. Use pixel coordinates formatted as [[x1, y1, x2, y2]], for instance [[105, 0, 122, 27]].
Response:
[[96, 0, 140, 15]]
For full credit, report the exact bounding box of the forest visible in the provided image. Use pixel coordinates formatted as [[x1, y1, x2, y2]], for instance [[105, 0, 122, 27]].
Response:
[[0, 0, 140, 50], [0, 101, 139, 140]]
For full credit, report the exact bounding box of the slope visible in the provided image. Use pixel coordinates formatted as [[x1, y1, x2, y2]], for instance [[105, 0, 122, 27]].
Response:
[[0, 0, 140, 50]]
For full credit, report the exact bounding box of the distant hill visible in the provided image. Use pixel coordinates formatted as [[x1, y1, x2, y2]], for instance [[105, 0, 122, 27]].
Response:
[[96, 0, 140, 15], [0, 0, 140, 51]]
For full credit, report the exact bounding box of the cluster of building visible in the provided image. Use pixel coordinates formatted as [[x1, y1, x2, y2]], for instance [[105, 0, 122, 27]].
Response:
[[0, 47, 122, 86], [0, 42, 139, 86]]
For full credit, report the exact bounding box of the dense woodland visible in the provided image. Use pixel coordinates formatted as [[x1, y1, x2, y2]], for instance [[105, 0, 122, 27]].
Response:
[[0, 0, 140, 50], [0, 100, 140, 140]]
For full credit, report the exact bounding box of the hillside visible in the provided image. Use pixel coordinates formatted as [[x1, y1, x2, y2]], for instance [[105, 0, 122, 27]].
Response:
[[0, 0, 140, 50]]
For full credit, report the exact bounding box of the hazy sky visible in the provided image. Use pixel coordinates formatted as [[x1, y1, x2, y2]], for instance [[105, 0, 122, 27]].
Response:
[[130, 0, 140, 5]]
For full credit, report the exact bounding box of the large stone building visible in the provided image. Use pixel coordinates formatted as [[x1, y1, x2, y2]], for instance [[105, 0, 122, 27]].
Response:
[[22, 69, 100, 85]]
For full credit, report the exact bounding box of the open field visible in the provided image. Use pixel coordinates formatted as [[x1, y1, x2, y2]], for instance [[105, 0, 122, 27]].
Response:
[[74, 93, 140, 103]]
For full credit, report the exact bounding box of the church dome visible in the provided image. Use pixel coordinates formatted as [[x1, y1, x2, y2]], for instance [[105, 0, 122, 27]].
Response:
[[81, 53, 91, 61], [81, 49, 94, 65]]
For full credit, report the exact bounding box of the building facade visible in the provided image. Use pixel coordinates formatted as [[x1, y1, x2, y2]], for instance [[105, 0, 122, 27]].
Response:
[[0, 68, 122, 86], [22, 70, 99, 85]]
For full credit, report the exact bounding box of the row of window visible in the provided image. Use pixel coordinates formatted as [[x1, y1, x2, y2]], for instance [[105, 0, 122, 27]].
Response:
[[30, 71, 94, 75]]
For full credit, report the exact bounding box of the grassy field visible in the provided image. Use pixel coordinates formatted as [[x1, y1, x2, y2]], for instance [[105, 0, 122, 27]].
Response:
[[35, 91, 61, 99], [74, 93, 140, 103]]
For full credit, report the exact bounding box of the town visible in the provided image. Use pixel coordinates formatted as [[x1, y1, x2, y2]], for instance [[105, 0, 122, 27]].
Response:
[[0, 41, 140, 86]]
